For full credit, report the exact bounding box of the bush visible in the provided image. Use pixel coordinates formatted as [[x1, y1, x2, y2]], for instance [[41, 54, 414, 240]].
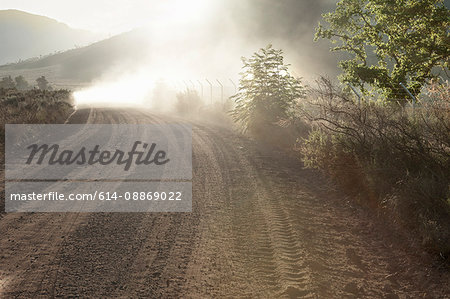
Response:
[[0, 88, 73, 214], [230, 45, 305, 135], [174, 89, 234, 127], [14, 76, 30, 90], [299, 78, 450, 255], [197, 98, 234, 127], [0, 76, 15, 89], [0, 88, 74, 162], [174, 89, 203, 117]]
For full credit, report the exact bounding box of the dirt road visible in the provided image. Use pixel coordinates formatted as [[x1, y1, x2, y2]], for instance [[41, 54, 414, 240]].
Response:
[[0, 108, 448, 298]]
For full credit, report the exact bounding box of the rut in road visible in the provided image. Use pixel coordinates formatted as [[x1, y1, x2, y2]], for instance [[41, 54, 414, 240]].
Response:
[[189, 124, 449, 298], [0, 108, 448, 298]]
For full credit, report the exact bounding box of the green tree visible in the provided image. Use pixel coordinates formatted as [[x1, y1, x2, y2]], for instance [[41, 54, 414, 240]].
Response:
[[14, 75, 30, 90], [231, 45, 305, 133], [315, 0, 449, 100], [0, 76, 15, 89]]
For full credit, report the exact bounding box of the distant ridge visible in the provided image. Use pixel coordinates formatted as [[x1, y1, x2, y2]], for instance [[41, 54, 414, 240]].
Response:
[[0, 9, 96, 65], [0, 28, 152, 82]]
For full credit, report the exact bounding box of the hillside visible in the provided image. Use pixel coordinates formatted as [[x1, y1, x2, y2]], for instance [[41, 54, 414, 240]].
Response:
[[0, 9, 96, 65], [0, 2, 342, 85], [0, 28, 152, 84]]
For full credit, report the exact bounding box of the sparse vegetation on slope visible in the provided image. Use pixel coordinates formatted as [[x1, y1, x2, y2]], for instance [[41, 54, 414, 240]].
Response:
[[0, 87, 73, 163], [0, 87, 73, 214]]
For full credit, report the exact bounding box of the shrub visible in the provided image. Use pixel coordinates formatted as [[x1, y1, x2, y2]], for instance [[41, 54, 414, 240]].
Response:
[[299, 78, 450, 255], [0, 88, 73, 214], [174, 89, 203, 117], [0, 76, 15, 89], [230, 45, 305, 136], [0, 88, 73, 162], [14, 76, 30, 90]]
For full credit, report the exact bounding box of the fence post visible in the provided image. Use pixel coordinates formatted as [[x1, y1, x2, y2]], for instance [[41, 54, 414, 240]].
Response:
[[182, 80, 189, 91], [216, 79, 224, 103], [229, 79, 237, 94], [205, 79, 213, 104], [399, 82, 416, 112], [197, 80, 204, 99], [347, 83, 361, 106], [189, 80, 196, 91]]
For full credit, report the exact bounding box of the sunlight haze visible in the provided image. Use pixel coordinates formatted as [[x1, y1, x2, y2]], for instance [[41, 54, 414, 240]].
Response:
[[0, 0, 216, 35], [1, 0, 449, 297]]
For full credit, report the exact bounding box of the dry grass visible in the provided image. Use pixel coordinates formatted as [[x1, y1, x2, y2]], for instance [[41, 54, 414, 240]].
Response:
[[297, 78, 450, 256], [0, 87, 74, 213]]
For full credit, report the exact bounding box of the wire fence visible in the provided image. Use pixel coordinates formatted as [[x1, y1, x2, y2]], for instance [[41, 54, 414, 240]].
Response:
[[168, 77, 449, 114], [170, 78, 238, 104], [346, 81, 449, 114]]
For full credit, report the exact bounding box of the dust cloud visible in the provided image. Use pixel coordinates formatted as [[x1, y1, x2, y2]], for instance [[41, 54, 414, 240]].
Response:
[[74, 0, 339, 108]]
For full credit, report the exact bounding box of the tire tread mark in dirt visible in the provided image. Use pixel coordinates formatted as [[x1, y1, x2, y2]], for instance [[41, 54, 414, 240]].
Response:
[[199, 126, 318, 298], [1, 108, 102, 297], [1, 108, 449, 298]]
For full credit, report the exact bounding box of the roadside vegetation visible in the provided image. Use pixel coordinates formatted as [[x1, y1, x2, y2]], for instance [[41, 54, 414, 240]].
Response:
[[315, 0, 449, 101], [0, 75, 52, 90], [230, 0, 449, 257], [175, 88, 234, 126], [231, 45, 307, 147], [175, 89, 203, 117], [0, 87, 73, 169], [300, 78, 449, 255], [0, 86, 73, 214]]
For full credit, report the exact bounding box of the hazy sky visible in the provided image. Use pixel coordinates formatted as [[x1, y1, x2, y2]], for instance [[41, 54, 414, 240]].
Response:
[[0, 0, 219, 35], [10, 0, 448, 82], [2, 0, 448, 36], [0, 0, 342, 80]]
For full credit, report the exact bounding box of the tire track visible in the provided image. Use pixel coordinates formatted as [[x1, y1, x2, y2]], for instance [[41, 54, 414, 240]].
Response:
[[195, 125, 317, 298], [47, 108, 200, 298], [1, 108, 448, 298]]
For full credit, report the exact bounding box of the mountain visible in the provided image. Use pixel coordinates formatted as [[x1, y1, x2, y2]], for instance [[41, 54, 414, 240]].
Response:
[[0, 9, 96, 65], [0, 1, 342, 86], [0, 28, 152, 84]]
